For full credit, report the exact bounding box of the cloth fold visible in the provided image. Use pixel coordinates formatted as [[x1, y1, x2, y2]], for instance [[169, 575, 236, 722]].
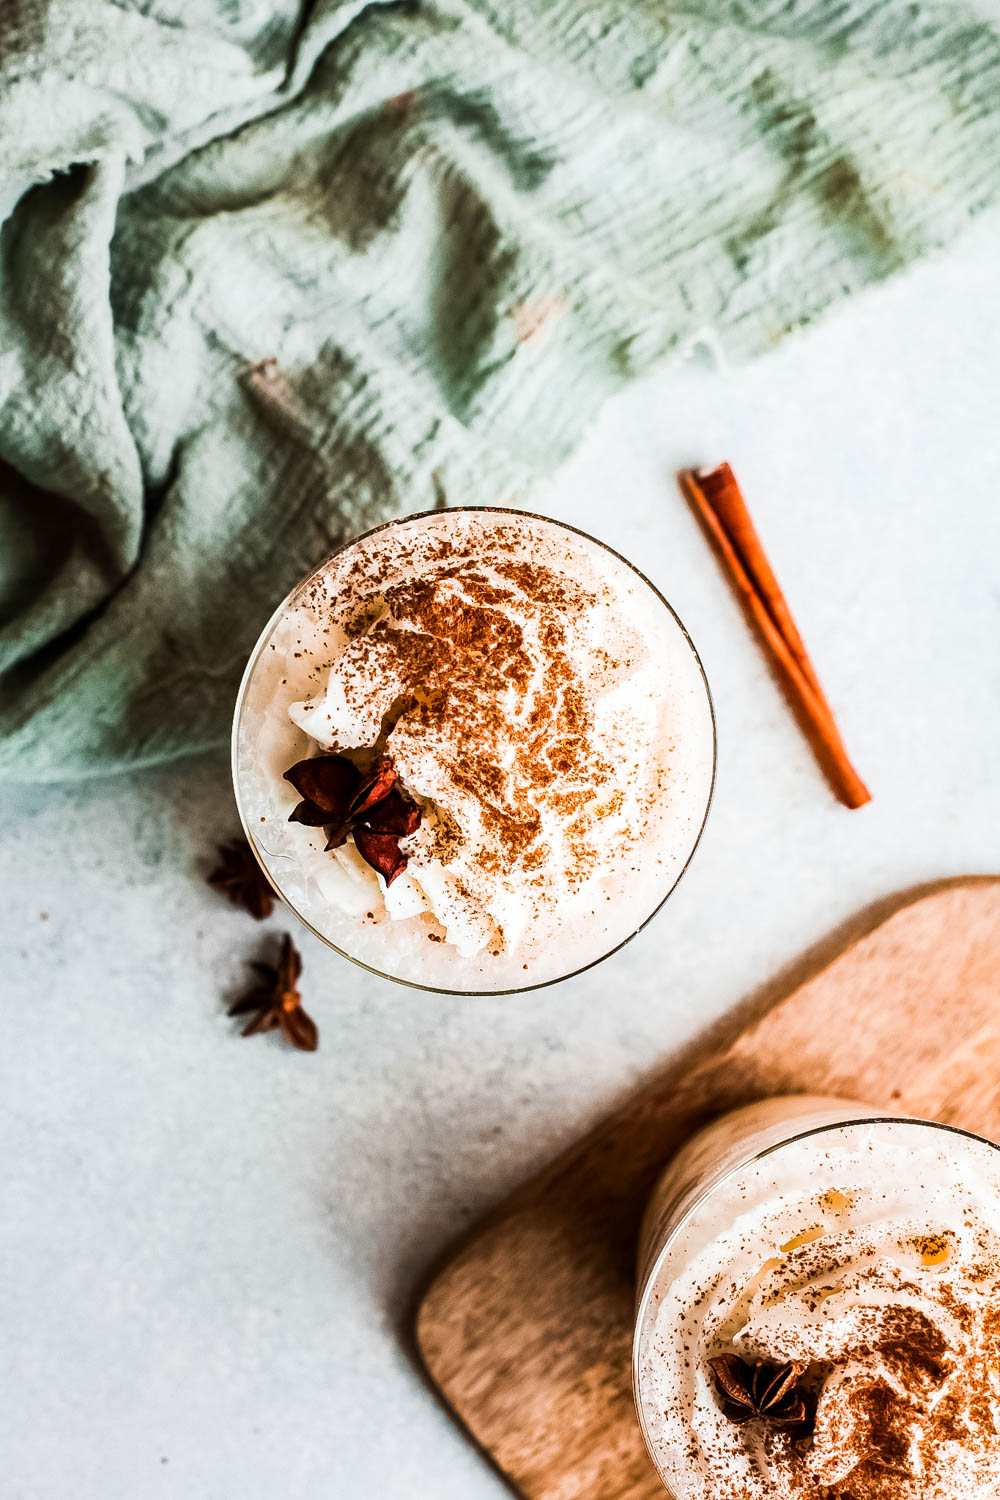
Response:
[[2, 0, 999, 780]]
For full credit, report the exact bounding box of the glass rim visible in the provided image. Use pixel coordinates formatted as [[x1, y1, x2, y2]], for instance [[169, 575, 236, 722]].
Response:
[[231, 504, 718, 996], [631, 1110, 1000, 1491]]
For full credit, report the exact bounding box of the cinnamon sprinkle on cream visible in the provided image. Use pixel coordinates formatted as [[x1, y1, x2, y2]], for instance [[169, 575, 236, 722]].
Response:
[[285, 514, 703, 959]]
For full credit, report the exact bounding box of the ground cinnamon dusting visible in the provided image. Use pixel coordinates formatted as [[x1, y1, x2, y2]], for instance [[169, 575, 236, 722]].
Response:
[[271, 511, 714, 966], [301, 543, 625, 889], [643, 1187, 1000, 1499]]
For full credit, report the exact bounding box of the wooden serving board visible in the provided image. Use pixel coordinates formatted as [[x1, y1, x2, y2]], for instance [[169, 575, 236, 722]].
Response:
[[414, 877, 1000, 1500]]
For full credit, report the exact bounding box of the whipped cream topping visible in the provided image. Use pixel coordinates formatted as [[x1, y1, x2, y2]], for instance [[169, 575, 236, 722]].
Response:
[[233, 509, 714, 987], [258, 510, 713, 972], [636, 1121, 1000, 1500]]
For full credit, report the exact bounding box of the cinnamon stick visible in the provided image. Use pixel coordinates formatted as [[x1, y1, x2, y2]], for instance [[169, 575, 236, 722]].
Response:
[[679, 462, 871, 810]]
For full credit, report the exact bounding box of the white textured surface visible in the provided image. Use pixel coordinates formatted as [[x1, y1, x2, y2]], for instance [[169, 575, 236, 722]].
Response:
[[3, 218, 1000, 1499]]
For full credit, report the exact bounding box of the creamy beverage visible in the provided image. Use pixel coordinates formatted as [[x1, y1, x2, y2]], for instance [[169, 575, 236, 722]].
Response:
[[233, 508, 715, 991], [634, 1097, 1000, 1500]]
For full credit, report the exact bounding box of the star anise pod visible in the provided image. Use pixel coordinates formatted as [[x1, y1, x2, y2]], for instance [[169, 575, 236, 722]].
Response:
[[227, 934, 317, 1051], [708, 1354, 814, 1431], [283, 753, 420, 886], [207, 838, 277, 919]]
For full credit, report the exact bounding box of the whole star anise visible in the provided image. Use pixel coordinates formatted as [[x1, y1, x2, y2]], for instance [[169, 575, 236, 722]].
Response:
[[207, 838, 276, 919], [227, 934, 317, 1051], [708, 1354, 814, 1431], [283, 753, 420, 886]]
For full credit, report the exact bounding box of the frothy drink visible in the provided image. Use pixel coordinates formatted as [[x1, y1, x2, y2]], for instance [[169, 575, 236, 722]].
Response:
[[233, 509, 715, 991], [634, 1097, 1000, 1499]]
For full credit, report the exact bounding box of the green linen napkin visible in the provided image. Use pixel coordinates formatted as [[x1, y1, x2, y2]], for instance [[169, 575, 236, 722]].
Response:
[[2, 0, 999, 781]]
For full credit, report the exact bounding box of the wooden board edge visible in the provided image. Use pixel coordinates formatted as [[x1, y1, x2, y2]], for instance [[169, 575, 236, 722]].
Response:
[[406, 1276, 526, 1498]]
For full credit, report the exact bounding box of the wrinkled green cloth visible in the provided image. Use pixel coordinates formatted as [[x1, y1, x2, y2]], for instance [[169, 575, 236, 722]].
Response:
[[2, 0, 999, 780]]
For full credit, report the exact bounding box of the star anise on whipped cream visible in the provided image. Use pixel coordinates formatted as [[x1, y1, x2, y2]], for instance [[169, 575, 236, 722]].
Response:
[[283, 753, 420, 886], [708, 1354, 814, 1431]]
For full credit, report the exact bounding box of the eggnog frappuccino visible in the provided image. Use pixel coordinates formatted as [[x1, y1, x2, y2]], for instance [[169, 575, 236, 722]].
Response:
[[233, 508, 715, 992], [634, 1098, 1000, 1500]]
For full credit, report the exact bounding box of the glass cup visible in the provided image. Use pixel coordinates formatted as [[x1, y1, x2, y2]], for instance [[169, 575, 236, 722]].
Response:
[[231, 506, 716, 994], [632, 1096, 1000, 1498]]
